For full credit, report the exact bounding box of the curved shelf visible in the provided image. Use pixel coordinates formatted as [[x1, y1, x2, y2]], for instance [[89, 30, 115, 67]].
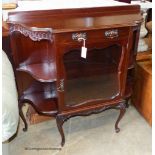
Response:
[[21, 81, 58, 115], [17, 62, 57, 82], [21, 93, 58, 115]]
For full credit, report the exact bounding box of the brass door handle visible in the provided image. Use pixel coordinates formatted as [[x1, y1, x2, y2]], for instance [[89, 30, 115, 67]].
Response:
[[72, 32, 87, 41], [104, 29, 119, 39]]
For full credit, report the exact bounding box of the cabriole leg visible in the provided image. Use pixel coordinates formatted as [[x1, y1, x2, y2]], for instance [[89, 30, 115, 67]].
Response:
[[115, 102, 126, 133], [125, 98, 130, 108], [19, 102, 28, 132], [56, 115, 65, 147]]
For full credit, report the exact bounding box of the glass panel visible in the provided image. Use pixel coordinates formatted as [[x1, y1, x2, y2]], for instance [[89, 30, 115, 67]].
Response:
[[64, 45, 122, 106]]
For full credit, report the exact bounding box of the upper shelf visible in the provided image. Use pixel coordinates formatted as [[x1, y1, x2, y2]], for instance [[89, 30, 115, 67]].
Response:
[[17, 62, 57, 82]]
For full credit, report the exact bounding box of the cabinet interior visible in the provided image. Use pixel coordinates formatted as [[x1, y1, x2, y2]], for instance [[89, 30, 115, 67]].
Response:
[[63, 44, 122, 106]]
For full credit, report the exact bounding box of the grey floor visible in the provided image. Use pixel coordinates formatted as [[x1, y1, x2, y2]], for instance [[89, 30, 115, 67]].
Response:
[[9, 105, 151, 155]]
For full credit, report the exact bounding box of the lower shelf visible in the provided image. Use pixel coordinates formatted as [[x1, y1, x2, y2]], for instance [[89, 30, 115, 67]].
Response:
[[22, 92, 57, 113], [20, 81, 58, 115]]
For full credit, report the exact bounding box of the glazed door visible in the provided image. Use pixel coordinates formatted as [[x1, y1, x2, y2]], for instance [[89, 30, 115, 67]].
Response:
[[56, 29, 131, 111]]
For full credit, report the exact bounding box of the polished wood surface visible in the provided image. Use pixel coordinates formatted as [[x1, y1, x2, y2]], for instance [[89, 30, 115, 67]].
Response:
[[136, 51, 152, 61], [7, 5, 141, 146], [132, 57, 152, 126], [8, 5, 141, 29]]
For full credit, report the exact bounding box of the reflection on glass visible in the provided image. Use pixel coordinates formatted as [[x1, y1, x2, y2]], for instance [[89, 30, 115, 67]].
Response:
[[64, 45, 122, 106]]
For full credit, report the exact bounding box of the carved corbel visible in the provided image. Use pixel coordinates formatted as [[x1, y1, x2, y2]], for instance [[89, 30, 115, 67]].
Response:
[[8, 22, 53, 42]]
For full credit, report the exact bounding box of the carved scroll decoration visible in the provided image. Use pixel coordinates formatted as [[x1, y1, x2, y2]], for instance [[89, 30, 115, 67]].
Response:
[[58, 102, 126, 123], [9, 23, 53, 42], [57, 79, 64, 92]]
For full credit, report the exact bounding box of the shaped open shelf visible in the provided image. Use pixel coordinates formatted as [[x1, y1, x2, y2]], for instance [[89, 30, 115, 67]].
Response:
[[21, 81, 58, 115], [17, 62, 56, 82]]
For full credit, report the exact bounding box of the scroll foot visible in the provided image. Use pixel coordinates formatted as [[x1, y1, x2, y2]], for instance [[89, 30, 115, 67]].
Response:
[[115, 127, 120, 133]]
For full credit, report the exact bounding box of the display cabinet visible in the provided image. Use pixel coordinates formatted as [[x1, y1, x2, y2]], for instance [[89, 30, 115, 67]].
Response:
[[8, 5, 141, 146]]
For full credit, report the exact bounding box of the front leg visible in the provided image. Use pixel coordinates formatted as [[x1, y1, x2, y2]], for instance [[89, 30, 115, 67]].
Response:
[[56, 115, 66, 147], [18, 101, 28, 132], [125, 98, 130, 108], [115, 102, 126, 133]]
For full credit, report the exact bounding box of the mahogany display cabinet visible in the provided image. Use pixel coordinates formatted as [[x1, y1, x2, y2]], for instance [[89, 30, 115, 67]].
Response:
[[7, 5, 142, 146]]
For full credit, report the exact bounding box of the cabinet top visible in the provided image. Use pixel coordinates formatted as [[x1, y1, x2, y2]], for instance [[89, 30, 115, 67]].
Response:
[[4, 0, 130, 18], [6, 0, 142, 33]]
